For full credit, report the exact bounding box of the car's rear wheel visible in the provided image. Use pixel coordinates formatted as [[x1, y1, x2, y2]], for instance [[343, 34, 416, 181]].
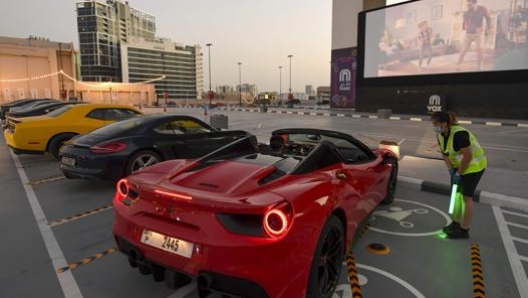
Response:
[[125, 150, 161, 176], [382, 158, 398, 205], [48, 133, 76, 160], [307, 215, 345, 298]]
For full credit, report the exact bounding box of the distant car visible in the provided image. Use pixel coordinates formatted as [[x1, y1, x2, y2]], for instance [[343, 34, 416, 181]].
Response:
[[285, 99, 301, 107], [113, 128, 398, 298], [5, 101, 77, 119], [0, 98, 53, 120], [59, 114, 251, 180], [4, 103, 142, 159]]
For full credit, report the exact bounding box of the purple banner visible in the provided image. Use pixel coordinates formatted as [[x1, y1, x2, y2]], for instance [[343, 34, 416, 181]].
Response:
[[330, 48, 356, 109]]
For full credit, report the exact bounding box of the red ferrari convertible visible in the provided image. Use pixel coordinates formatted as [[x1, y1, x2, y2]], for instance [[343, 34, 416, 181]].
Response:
[[113, 128, 398, 298]]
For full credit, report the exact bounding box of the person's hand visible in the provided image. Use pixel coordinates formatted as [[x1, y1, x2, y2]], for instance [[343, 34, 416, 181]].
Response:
[[452, 172, 462, 184]]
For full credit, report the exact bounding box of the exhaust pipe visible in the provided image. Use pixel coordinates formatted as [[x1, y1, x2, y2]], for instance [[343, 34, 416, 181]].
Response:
[[198, 272, 214, 289], [197, 272, 214, 298]]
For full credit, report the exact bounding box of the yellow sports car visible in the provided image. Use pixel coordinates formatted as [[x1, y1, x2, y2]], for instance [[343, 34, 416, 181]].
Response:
[[4, 103, 143, 159]]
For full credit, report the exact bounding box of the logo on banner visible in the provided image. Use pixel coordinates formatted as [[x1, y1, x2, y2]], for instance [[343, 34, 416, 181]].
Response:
[[427, 94, 442, 113], [339, 69, 351, 91]]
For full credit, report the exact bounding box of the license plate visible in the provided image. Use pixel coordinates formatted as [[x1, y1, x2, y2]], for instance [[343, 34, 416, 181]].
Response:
[[141, 229, 194, 258], [61, 156, 75, 166]]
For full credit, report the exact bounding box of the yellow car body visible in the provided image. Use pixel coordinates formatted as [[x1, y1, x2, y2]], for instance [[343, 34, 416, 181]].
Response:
[[4, 103, 142, 158]]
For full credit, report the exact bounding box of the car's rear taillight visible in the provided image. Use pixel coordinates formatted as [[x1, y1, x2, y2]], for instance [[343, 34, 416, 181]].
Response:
[[114, 178, 138, 206], [90, 141, 127, 154], [263, 201, 294, 238]]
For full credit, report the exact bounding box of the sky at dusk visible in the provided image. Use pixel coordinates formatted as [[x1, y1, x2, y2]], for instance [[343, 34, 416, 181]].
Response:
[[0, 0, 333, 92]]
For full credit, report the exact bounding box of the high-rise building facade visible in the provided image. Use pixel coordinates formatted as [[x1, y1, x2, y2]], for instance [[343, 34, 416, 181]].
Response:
[[76, 0, 203, 100], [121, 38, 203, 101], [76, 0, 155, 82]]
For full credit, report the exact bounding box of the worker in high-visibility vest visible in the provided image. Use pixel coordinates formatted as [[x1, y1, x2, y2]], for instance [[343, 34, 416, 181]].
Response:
[[431, 111, 487, 239]]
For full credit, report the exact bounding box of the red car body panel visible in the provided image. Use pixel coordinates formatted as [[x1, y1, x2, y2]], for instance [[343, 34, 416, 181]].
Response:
[[113, 130, 397, 298]]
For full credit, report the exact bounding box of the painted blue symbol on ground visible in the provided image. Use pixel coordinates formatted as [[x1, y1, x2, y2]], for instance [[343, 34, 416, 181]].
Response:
[[370, 207, 429, 228]]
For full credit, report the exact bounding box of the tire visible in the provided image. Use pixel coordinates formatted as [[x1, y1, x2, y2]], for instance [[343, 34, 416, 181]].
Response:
[[124, 150, 161, 176], [381, 158, 398, 205], [307, 216, 345, 298], [48, 133, 76, 160]]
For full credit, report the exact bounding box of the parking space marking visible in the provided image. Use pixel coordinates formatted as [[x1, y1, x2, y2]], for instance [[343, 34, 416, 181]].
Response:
[[57, 248, 117, 273], [492, 206, 528, 297], [471, 244, 486, 298], [48, 204, 113, 227], [29, 174, 66, 185], [345, 253, 362, 298], [355, 264, 426, 298], [19, 161, 58, 169], [10, 151, 84, 298], [165, 283, 197, 298], [368, 199, 451, 236]]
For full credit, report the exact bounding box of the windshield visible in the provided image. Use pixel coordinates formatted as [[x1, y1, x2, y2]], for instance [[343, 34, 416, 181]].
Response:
[[88, 116, 149, 136], [47, 105, 73, 117]]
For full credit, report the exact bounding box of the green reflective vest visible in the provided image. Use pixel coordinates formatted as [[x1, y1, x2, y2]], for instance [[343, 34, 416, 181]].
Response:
[[438, 125, 487, 174]]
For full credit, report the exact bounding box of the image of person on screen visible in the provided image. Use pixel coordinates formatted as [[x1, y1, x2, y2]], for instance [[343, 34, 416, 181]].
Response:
[[418, 20, 433, 71], [456, 0, 491, 70]]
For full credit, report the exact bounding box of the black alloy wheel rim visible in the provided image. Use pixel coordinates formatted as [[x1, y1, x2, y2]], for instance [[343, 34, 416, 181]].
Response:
[[318, 226, 344, 295], [132, 154, 159, 172]]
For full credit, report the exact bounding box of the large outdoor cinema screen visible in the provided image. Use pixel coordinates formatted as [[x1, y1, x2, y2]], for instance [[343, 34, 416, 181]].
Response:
[[360, 0, 528, 80]]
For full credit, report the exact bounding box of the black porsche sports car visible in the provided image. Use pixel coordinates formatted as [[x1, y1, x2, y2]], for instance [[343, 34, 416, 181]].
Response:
[[59, 114, 250, 180]]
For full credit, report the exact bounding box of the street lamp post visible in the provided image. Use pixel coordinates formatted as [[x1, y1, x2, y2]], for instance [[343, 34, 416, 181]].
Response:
[[238, 62, 242, 106], [287, 55, 293, 101], [278, 66, 282, 106], [206, 43, 213, 106]]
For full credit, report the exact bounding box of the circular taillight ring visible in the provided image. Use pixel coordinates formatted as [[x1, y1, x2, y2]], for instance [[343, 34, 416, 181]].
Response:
[[117, 179, 129, 198], [263, 209, 288, 237]]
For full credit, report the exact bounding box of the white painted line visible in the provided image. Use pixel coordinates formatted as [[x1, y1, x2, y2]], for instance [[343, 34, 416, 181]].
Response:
[[323, 113, 330, 116], [492, 206, 528, 298], [389, 116, 401, 120], [397, 138, 406, 145], [337, 114, 345, 117], [356, 264, 426, 298], [410, 118, 423, 122], [368, 115, 377, 119], [518, 123, 528, 128], [480, 192, 528, 212], [507, 222, 528, 230], [166, 282, 197, 298], [458, 120, 472, 124], [10, 151, 83, 298], [485, 121, 502, 126], [286, 111, 293, 114], [310, 112, 317, 116], [520, 255, 528, 262], [352, 115, 361, 118], [498, 129, 527, 135], [512, 237, 528, 245], [503, 210, 528, 219]]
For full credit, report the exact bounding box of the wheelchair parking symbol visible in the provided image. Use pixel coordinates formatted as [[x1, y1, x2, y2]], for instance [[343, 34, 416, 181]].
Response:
[[368, 199, 451, 236], [371, 207, 429, 228]]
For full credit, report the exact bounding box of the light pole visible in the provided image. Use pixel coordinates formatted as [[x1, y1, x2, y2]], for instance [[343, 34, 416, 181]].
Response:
[[278, 66, 282, 106], [287, 54, 293, 101], [238, 62, 242, 106], [206, 43, 213, 105]]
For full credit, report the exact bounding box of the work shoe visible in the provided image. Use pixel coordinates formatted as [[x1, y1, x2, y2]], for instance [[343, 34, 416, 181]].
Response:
[[442, 221, 460, 233], [446, 227, 469, 239]]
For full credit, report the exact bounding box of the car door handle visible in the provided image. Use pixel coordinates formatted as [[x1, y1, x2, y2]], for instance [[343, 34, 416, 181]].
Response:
[[336, 173, 347, 180]]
